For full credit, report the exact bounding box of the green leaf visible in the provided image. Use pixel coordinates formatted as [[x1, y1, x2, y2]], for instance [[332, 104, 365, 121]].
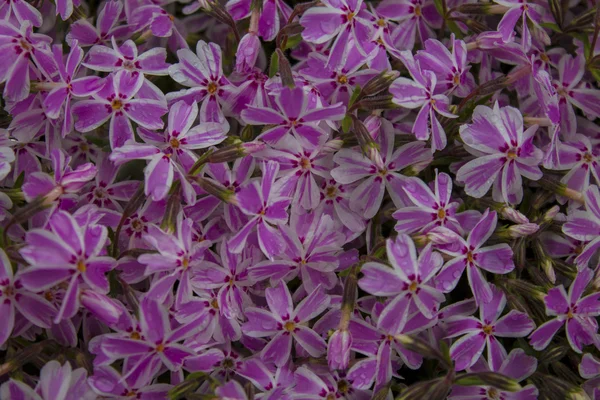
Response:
[[341, 115, 352, 133], [540, 22, 562, 33], [433, 0, 444, 15], [269, 51, 279, 78], [283, 34, 303, 50], [348, 85, 362, 108], [13, 172, 25, 189], [454, 375, 487, 387]]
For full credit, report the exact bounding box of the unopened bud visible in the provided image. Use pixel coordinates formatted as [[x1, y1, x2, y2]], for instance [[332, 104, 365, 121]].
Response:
[[354, 95, 397, 111], [322, 139, 344, 153], [476, 372, 522, 392], [506, 223, 540, 238], [188, 176, 238, 205], [543, 205, 560, 222], [361, 70, 400, 97], [208, 141, 265, 164], [394, 334, 449, 368], [457, 3, 505, 15], [499, 206, 529, 224], [327, 329, 352, 370], [426, 227, 456, 245]]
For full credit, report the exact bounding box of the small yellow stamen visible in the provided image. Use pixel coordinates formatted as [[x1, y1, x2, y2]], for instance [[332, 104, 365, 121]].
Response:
[[466, 251, 474, 263], [170, 138, 180, 149], [207, 82, 218, 94], [437, 208, 446, 219], [156, 343, 165, 352], [77, 260, 86, 273], [408, 281, 418, 292], [111, 99, 123, 110], [482, 325, 493, 335], [130, 331, 140, 340], [284, 321, 296, 332], [337, 75, 348, 84]]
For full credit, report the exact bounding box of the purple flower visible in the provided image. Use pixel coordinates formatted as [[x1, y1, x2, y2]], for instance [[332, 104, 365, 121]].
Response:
[[580, 353, 600, 399], [227, 0, 292, 41], [448, 349, 539, 400], [249, 214, 348, 292], [0, 248, 56, 346], [554, 53, 600, 137], [66, 0, 130, 47], [18, 210, 115, 322], [376, 0, 441, 51], [446, 285, 534, 371], [456, 103, 543, 204], [137, 214, 212, 306], [42, 42, 105, 138], [496, 0, 545, 51], [390, 51, 457, 152], [299, 0, 375, 69], [242, 281, 329, 366], [0, 0, 42, 27], [237, 359, 295, 399], [167, 40, 237, 129], [331, 119, 432, 218], [109, 100, 226, 202], [392, 172, 476, 235], [100, 299, 200, 382], [72, 70, 167, 149], [241, 86, 346, 149], [0, 21, 56, 102], [0, 129, 15, 181], [529, 267, 600, 353], [359, 235, 445, 334], [414, 34, 476, 97], [22, 149, 96, 204], [89, 365, 172, 399], [562, 185, 600, 268], [228, 160, 291, 259], [0, 360, 95, 400], [431, 209, 515, 304]]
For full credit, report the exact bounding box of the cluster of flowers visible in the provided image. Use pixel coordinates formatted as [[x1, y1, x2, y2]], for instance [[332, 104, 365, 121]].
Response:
[[2, 0, 600, 398]]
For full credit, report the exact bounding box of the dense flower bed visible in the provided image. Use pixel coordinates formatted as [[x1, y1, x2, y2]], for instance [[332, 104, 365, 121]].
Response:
[[0, 0, 600, 399]]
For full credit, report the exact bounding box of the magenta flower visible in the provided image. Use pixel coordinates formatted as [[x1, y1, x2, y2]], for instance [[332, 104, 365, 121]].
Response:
[[66, 0, 130, 47], [0, 0, 42, 27], [456, 103, 543, 204], [0, 248, 56, 347], [359, 235, 445, 334], [0, 130, 15, 181], [496, 0, 545, 51], [431, 209, 515, 304], [446, 285, 534, 371], [562, 185, 600, 267], [448, 349, 539, 399], [242, 281, 329, 366], [190, 241, 254, 319], [390, 51, 457, 152], [72, 70, 168, 149], [109, 100, 226, 201], [530, 267, 600, 353], [237, 359, 295, 399], [316, 178, 366, 233], [553, 53, 600, 137], [414, 34, 476, 97], [168, 40, 237, 129], [295, 367, 371, 399], [299, 0, 375, 69], [89, 365, 172, 399], [241, 86, 346, 149], [393, 172, 475, 235], [18, 210, 115, 323], [22, 149, 96, 204], [228, 160, 291, 259], [331, 120, 432, 218], [376, 0, 441, 51], [100, 299, 200, 382], [553, 134, 600, 195], [83, 37, 170, 82], [42, 42, 105, 138], [299, 51, 379, 105], [580, 353, 600, 399], [227, 0, 292, 41], [0, 360, 94, 400], [137, 215, 212, 306], [0, 21, 56, 102], [249, 214, 347, 293]]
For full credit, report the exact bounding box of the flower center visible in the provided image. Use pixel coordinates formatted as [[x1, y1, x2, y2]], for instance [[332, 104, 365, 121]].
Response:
[[19, 39, 31, 51], [79, 143, 89, 152], [222, 358, 234, 369], [122, 60, 135, 71], [77, 260, 87, 273], [207, 81, 218, 94], [346, 12, 355, 21], [111, 99, 123, 110], [130, 331, 141, 340], [482, 325, 493, 335], [453, 74, 460, 85], [44, 291, 54, 301], [211, 298, 219, 309], [337, 74, 348, 84], [466, 251, 474, 263], [299, 157, 311, 170], [326, 186, 337, 198], [3, 285, 14, 297], [284, 321, 296, 332], [437, 208, 446, 219], [170, 137, 180, 149], [378, 168, 388, 176], [337, 379, 350, 394], [487, 387, 499, 400], [156, 343, 165, 352], [567, 309, 574, 319], [408, 281, 418, 292], [94, 188, 106, 198], [326, 394, 336, 400], [414, 5, 422, 17], [181, 257, 189, 269], [377, 18, 386, 27], [583, 152, 594, 163], [540, 53, 550, 63], [506, 148, 518, 159]]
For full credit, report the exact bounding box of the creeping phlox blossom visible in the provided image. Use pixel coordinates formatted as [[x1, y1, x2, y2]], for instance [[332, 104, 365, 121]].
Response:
[[3, 0, 600, 399]]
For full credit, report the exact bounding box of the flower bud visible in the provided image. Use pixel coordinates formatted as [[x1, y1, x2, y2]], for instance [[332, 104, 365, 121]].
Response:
[[188, 176, 238, 205], [80, 290, 123, 325], [361, 70, 400, 97], [499, 206, 529, 224], [476, 372, 522, 392], [208, 141, 265, 163], [236, 32, 260, 73], [506, 223, 540, 238], [327, 329, 352, 370]]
